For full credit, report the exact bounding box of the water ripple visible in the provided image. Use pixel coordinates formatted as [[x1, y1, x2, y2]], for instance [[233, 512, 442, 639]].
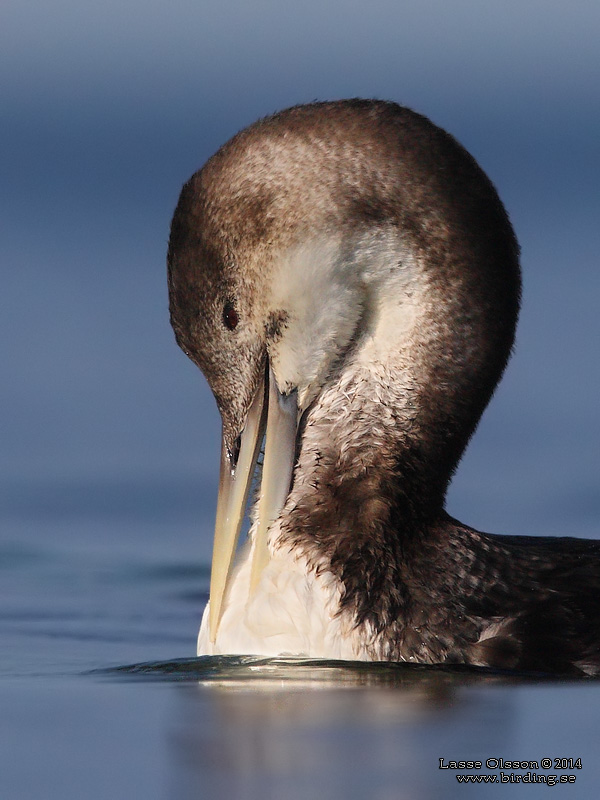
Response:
[[93, 655, 588, 688]]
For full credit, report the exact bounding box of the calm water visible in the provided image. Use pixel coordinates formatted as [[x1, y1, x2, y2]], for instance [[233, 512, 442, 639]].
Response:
[[2, 509, 600, 799]]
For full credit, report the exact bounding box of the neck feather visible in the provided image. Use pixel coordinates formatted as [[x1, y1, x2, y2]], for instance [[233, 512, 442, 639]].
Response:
[[276, 277, 508, 635]]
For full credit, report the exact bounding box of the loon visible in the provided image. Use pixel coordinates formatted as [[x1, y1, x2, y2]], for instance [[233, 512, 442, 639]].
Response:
[[167, 99, 600, 676]]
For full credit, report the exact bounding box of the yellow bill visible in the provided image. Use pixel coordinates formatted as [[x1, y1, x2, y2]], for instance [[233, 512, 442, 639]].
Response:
[[208, 364, 298, 642]]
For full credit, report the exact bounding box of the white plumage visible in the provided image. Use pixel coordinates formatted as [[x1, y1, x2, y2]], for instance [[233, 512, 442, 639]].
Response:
[[197, 524, 365, 659]]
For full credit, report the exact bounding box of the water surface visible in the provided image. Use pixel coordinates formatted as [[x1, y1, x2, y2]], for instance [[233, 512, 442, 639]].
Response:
[[2, 519, 600, 799]]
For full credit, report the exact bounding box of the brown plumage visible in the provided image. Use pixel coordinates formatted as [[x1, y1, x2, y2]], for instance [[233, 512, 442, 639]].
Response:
[[168, 100, 599, 675]]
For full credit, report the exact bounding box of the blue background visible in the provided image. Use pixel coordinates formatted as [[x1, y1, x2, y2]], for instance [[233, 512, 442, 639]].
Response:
[[2, 0, 599, 552]]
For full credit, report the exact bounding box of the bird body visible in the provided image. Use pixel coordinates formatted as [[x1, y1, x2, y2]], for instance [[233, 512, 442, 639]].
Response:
[[168, 100, 600, 676]]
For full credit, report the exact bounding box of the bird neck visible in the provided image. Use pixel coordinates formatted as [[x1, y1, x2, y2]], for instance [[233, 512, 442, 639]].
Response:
[[276, 291, 467, 632], [273, 229, 517, 634]]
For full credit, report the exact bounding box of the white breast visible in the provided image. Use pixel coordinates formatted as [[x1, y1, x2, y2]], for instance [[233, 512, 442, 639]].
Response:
[[197, 529, 369, 659]]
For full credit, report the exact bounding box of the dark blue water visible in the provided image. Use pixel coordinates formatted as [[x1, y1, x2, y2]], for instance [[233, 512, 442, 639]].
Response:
[[2, 1, 600, 797]]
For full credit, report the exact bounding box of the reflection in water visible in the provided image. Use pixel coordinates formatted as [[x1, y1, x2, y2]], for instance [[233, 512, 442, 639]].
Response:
[[155, 658, 516, 800]]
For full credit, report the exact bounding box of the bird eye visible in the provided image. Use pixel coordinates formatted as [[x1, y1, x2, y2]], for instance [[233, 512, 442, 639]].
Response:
[[223, 302, 239, 331]]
